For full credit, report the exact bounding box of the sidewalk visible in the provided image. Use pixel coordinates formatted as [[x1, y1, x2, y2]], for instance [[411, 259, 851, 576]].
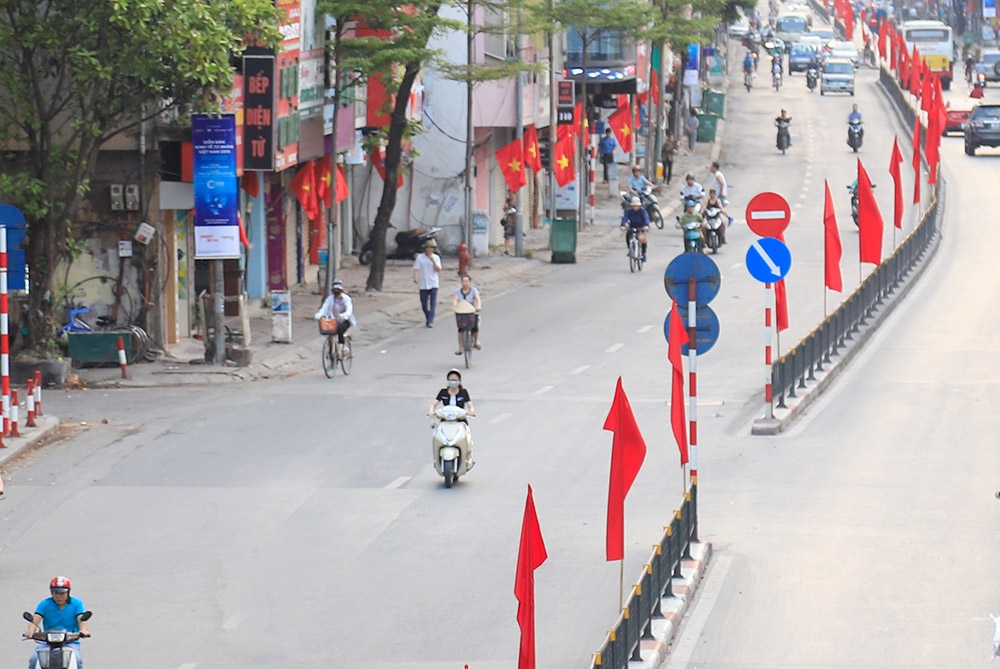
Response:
[[72, 128, 725, 389]]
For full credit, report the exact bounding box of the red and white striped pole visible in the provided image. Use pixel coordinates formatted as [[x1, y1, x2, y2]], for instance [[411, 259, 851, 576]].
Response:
[[116, 336, 129, 379], [10, 389, 19, 437], [1, 225, 8, 437], [33, 370, 42, 417], [764, 282, 774, 420], [25, 379, 35, 427], [687, 277, 698, 484], [588, 142, 596, 227]]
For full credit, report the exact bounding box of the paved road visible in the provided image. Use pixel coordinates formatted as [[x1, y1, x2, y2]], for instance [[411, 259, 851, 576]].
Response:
[[0, 33, 976, 669]]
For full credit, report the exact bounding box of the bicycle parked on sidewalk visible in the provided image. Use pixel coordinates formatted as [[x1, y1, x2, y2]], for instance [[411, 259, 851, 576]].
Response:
[[320, 318, 352, 378]]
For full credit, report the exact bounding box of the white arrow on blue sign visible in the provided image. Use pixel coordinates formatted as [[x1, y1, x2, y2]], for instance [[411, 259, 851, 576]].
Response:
[[745, 237, 792, 283]]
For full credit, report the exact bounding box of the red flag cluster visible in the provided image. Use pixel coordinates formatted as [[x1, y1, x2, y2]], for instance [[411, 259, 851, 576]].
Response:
[[287, 154, 352, 222]]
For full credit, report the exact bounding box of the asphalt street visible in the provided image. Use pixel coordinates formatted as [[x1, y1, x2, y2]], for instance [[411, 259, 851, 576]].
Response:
[[1, 25, 995, 669]]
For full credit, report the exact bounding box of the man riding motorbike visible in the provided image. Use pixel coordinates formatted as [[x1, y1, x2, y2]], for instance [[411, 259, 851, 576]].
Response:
[[621, 196, 650, 262], [775, 109, 792, 149], [847, 104, 864, 144], [25, 577, 90, 669], [680, 173, 704, 206]]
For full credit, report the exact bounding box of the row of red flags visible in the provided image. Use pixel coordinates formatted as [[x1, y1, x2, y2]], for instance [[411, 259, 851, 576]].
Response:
[[499, 84, 656, 193], [245, 153, 352, 222]]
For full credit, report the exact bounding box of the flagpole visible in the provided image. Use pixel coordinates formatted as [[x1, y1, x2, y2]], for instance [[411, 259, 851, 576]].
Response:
[[686, 278, 698, 490], [619, 558, 625, 610]]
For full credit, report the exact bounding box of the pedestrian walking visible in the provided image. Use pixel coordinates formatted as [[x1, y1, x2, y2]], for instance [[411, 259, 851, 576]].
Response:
[[413, 239, 442, 328], [599, 128, 616, 182], [0, 471, 5, 500], [684, 108, 700, 152], [709, 161, 728, 203], [661, 134, 678, 184]]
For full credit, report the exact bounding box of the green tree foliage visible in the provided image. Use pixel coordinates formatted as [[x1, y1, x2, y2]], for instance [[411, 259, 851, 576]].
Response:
[[0, 0, 279, 353], [317, 0, 462, 292]]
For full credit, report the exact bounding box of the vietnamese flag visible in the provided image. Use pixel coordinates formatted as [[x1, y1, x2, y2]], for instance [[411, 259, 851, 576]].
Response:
[[290, 160, 320, 221], [909, 47, 921, 97], [371, 147, 405, 189], [651, 68, 660, 105], [553, 135, 576, 187], [878, 19, 887, 59], [523, 125, 542, 173], [823, 181, 843, 292], [911, 114, 922, 205], [497, 139, 527, 192], [920, 71, 934, 112], [889, 137, 904, 230], [857, 159, 884, 265], [335, 165, 350, 203], [514, 485, 548, 669], [315, 153, 333, 208], [926, 97, 945, 185], [241, 171, 260, 198], [607, 105, 633, 153], [667, 299, 689, 466], [603, 376, 647, 562]]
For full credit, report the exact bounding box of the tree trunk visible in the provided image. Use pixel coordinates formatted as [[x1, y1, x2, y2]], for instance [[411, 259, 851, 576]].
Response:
[[366, 60, 422, 292]]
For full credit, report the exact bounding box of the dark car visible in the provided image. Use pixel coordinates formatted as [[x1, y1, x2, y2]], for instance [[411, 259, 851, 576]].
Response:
[[964, 103, 1000, 155], [788, 43, 818, 72]]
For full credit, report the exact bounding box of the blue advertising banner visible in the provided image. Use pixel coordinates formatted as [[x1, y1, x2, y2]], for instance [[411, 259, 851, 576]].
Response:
[[192, 114, 241, 259]]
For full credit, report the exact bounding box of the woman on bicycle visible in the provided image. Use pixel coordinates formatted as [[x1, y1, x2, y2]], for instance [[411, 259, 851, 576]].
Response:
[[314, 280, 356, 345], [452, 274, 482, 355]]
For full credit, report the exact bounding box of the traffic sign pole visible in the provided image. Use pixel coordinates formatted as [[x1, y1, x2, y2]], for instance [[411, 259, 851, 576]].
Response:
[[687, 278, 698, 487], [764, 282, 774, 421]]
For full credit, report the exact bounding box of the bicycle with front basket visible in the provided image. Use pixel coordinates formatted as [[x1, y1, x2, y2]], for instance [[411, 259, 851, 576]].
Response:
[[319, 318, 352, 378]]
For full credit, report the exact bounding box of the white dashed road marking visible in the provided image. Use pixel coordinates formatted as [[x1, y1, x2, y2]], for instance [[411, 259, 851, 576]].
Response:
[[532, 386, 554, 395], [490, 413, 512, 424], [637, 325, 653, 334], [385, 477, 411, 489], [606, 343, 624, 353], [570, 365, 590, 375], [222, 611, 248, 630]]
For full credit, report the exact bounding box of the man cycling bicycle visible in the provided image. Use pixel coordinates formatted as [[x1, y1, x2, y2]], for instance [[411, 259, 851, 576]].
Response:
[[620, 197, 650, 262], [314, 280, 356, 346]]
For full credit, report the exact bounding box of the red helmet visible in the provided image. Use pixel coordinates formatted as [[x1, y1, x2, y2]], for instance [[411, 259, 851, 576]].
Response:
[[49, 576, 71, 592]]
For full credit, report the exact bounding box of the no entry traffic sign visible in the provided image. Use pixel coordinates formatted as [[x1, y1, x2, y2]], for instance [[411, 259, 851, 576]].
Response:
[[745, 192, 791, 238]]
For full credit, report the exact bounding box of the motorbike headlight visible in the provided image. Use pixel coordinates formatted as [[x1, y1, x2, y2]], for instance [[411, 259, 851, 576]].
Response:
[[46, 631, 66, 643]]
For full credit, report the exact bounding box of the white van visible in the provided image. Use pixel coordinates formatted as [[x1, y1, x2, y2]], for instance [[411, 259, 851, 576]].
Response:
[[775, 13, 810, 43]]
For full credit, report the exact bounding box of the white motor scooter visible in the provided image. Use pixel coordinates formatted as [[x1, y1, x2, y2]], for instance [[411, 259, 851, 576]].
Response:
[[431, 406, 474, 488], [23, 610, 91, 669]]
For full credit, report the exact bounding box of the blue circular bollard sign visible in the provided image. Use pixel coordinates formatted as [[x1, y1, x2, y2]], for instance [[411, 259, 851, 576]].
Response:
[[663, 253, 722, 307], [664, 305, 720, 355]]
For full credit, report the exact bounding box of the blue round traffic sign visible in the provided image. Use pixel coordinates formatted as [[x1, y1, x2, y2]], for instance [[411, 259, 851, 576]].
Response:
[[664, 305, 720, 355], [663, 253, 722, 307], [745, 237, 792, 283]]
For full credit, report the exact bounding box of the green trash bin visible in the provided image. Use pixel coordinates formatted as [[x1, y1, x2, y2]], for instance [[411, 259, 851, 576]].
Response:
[[697, 113, 720, 143], [550, 217, 577, 264], [703, 89, 725, 117]]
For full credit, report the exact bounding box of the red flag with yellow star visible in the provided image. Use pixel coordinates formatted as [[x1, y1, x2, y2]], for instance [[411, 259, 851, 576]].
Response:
[[315, 153, 333, 208], [607, 106, 633, 153], [497, 139, 527, 192], [523, 125, 542, 173], [553, 135, 576, 187]]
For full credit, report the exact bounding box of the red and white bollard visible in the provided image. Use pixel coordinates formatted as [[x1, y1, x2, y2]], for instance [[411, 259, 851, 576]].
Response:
[[33, 370, 42, 417], [10, 389, 19, 437], [25, 379, 35, 428], [117, 336, 129, 379]]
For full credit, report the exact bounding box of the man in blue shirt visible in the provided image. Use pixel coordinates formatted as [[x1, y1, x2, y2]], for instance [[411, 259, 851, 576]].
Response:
[[599, 129, 616, 182], [25, 577, 89, 669], [847, 103, 864, 143], [627, 165, 653, 196], [620, 197, 650, 262]]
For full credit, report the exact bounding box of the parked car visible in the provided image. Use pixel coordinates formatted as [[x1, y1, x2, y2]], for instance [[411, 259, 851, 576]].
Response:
[[982, 49, 1000, 82], [944, 101, 973, 135], [827, 40, 860, 66], [964, 103, 1000, 155], [729, 16, 751, 37], [820, 57, 856, 95], [788, 43, 818, 72]]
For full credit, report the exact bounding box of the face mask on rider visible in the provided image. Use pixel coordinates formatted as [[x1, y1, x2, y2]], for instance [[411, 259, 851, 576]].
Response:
[[448, 380, 460, 388]]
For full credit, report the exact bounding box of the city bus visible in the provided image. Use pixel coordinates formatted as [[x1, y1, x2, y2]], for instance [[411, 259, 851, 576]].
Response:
[[900, 20, 954, 89]]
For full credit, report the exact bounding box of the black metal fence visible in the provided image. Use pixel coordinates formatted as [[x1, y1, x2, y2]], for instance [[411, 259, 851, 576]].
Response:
[[589, 483, 698, 669], [770, 68, 941, 410]]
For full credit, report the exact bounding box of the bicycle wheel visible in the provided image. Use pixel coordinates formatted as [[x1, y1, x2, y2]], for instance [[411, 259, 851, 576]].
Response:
[[463, 330, 473, 369], [322, 336, 338, 378], [629, 238, 638, 273], [637, 251, 644, 271], [340, 336, 353, 375]]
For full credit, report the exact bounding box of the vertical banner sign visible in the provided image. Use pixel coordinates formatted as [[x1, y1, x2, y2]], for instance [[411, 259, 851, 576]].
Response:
[[243, 55, 276, 171], [192, 115, 241, 259], [556, 80, 575, 126], [684, 44, 700, 86], [986, 0, 997, 19]]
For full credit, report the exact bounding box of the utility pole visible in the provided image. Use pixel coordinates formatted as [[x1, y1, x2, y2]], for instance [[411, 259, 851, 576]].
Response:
[[465, 0, 475, 264], [515, 9, 525, 258], [213, 260, 225, 365], [548, 0, 557, 225]]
